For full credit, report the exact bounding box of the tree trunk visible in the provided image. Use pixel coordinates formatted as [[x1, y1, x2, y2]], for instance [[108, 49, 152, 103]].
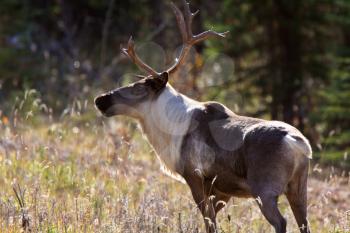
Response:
[[274, 0, 303, 127]]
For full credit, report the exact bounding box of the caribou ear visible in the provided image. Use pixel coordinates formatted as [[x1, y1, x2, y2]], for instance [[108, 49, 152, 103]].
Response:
[[148, 72, 168, 92], [159, 71, 168, 84]]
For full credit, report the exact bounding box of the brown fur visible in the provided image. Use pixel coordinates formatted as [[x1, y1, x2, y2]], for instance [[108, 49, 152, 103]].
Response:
[[179, 101, 311, 233]]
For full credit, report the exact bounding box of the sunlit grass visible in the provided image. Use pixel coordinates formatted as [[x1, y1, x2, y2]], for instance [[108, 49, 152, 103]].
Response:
[[0, 114, 349, 233]]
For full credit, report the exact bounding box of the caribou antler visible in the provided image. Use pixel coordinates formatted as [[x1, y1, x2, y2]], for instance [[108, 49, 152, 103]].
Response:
[[121, 0, 228, 77], [166, 0, 229, 74], [121, 37, 160, 77]]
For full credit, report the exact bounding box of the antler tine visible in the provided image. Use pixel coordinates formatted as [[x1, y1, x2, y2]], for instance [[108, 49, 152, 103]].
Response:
[[166, 1, 229, 75], [182, 0, 198, 37], [170, 2, 188, 42], [193, 30, 229, 44], [166, 2, 192, 74], [134, 74, 149, 79], [121, 36, 160, 77]]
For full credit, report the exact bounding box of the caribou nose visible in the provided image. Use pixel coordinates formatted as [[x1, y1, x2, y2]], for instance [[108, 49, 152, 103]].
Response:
[[94, 94, 113, 114]]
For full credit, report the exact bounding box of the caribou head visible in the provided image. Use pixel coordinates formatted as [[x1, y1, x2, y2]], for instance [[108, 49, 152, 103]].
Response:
[[95, 0, 228, 119]]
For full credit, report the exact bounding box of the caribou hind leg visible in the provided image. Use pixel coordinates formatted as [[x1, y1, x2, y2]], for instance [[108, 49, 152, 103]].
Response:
[[252, 189, 287, 233], [248, 174, 288, 232], [286, 163, 311, 233], [246, 156, 290, 232]]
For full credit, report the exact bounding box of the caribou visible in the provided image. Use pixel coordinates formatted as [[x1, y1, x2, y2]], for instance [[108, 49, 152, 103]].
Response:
[[95, 1, 312, 233]]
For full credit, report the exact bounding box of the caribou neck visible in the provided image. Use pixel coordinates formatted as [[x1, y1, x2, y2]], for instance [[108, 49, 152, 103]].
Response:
[[138, 84, 204, 174]]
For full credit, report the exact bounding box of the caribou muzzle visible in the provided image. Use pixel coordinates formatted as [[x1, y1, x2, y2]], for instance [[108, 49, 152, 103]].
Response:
[[94, 94, 115, 117]]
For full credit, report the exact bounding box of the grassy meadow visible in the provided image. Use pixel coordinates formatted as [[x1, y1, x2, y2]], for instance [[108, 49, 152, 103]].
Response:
[[0, 105, 349, 233]]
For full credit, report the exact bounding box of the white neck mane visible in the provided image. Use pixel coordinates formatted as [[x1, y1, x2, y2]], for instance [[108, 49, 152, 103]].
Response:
[[139, 84, 203, 181]]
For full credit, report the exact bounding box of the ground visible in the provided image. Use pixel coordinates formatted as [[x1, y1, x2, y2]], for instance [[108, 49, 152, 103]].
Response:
[[0, 117, 349, 233]]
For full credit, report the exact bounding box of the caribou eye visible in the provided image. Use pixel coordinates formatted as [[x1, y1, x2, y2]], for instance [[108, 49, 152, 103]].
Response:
[[131, 85, 146, 95]]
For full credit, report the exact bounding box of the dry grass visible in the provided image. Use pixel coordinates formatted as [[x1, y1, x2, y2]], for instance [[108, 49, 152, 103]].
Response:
[[0, 115, 349, 233]]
